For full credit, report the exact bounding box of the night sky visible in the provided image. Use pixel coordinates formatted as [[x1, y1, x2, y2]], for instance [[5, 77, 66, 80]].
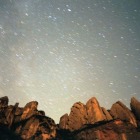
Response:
[[0, 0, 140, 123]]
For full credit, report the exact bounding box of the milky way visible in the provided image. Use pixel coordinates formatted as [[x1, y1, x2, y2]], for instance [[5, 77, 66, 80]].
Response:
[[0, 0, 140, 123]]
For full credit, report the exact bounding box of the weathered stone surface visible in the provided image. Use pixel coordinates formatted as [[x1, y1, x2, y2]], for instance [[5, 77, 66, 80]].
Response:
[[86, 97, 106, 124], [130, 97, 140, 120], [1, 96, 140, 140], [5, 103, 19, 127], [101, 107, 113, 121], [15, 106, 23, 116], [14, 115, 56, 140], [0, 96, 9, 124], [67, 102, 87, 131], [60, 97, 113, 131], [0, 96, 57, 139], [0, 96, 9, 108], [73, 120, 137, 140], [14, 107, 23, 124], [21, 101, 38, 120], [110, 101, 137, 127], [59, 113, 69, 129], [38, 110, 45, 116]]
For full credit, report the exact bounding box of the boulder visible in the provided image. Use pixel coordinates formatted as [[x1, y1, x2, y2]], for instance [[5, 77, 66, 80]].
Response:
[[101, 107, 113, 121], [21, 101, 38, 120], [67, 102, 87, 131], [130, 97, 140, 120], [110, 101, 137, 127], [59, 113, 69, 129], [86, 97, 106, 124]]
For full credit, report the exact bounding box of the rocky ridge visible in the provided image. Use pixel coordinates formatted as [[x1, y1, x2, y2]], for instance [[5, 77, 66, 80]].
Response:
[[0, 96, 56, 140], [59, 97, 113, 131], [0, 96, 140, 140]]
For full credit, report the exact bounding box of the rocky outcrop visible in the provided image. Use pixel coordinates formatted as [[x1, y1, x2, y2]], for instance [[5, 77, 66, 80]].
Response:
[[59, 97, 113, 132], [20, 101, 38, 120], [86, 97, 106, 123], [5, 103, 19, 128], [67, 102, 87, 131], [130, 97, 140, 120], [86, 97, 109, 123], [13, 115, 56, 140], [110, 101, 137, 127], [0, 96, 9, 108], [0, 96, 140, 140], [59, 102, 88, 131], [73, 120, 138, 140], [101, 107, 113, 121], [0, 96, 9, 124], [59, 113, 69, 129], [0, 96, 57, 140]]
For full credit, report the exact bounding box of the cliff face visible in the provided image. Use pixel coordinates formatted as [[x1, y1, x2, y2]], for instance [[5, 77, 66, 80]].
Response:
[[0, 96, 140, 140]]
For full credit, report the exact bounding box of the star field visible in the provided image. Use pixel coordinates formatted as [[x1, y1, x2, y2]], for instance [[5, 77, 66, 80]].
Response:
[[0, 0, 140, 123]]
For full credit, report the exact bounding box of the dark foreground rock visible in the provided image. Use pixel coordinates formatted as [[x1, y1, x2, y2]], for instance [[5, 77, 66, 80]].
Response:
[[0, 96, 140, 140]]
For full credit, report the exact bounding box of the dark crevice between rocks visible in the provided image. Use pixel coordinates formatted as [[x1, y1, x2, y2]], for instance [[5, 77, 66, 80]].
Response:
[[0, 123, 23, 140]]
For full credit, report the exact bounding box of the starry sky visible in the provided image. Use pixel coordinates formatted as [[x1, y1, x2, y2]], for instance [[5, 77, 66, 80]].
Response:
[[0, 0, 140, 123]]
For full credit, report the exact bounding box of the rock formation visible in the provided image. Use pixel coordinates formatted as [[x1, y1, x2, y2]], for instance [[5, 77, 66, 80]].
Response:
[[0, 96, 9, 108], [58, 97, 140, 140], [72, 120, 139, 140], [59, 97, 113, 131], [86, 97, 112, 123], [0, 96, 140, 140], [110, 101, 137, 127], [131, 97, 140, 120], [101, 107, 113, 121], [0, 96, 56, 140], [67, 102, 87, 131], [13, 115, 56, 140], [59, 113, 69, 129], [20, 101, 38, 120]]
